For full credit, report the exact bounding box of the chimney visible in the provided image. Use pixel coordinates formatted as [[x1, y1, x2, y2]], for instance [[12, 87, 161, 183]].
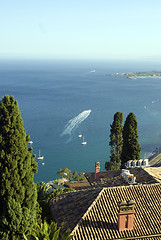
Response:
[[118, 200, 135, 231], [95, 162, 100, 179]]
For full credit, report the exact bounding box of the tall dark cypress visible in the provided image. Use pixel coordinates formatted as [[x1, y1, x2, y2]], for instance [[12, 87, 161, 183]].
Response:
[[106, 112, 123, 170], [0, 96, 38, 240], [121, 112, 141, 166]]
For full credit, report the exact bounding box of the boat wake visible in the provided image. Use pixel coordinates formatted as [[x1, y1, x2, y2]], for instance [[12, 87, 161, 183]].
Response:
[[61, 110, 91, 137]]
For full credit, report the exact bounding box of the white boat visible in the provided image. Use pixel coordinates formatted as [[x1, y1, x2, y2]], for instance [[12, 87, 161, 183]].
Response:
[[81, 137, 87, 145], [28, 140, 33, 144], [78, 133, 82, 138], [37, 150, 44, 160]]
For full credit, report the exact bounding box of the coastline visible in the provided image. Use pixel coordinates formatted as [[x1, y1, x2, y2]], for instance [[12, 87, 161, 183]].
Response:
[[112, 71, 161, 79]]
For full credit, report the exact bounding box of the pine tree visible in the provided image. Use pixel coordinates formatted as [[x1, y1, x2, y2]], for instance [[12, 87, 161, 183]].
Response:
[[121, 112, 141, 166], [0, 96, 38, 239], [105, 112, 123, 170]]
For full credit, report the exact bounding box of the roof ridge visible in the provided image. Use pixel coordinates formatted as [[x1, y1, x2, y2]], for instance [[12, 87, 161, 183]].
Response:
[[102, 182, 161, 190], [71, 183, 161, 238], [114, 233, 161, 240], [55, 186, 101, 197], [71, 188, 105, 236]]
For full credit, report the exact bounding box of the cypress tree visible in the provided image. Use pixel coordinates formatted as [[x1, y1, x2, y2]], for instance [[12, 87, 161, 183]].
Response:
[[121, 112, 141, 166], [105, 112, 123, 170], [0, 96, 38, 240]]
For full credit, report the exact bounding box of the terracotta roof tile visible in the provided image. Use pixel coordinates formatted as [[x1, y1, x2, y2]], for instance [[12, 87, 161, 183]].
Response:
[[50, 188, 102, 235], [71, 184, 161, 239], [50, 167, 161, 239], [85, 168, 158, 187], [64, 182, 91, 190], [149, 154, 161, 167], [144, 167, 161, 183]]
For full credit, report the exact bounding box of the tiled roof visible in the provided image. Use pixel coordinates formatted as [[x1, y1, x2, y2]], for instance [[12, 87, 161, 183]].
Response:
[[144, 167, 161, 183], [50, 188, 102, 235], [86, 170, 128, 187], [85, 168, 158, 187], [64, 182, 91, 190], [71, 184, 161, 240], [149, 154, 161, 167]]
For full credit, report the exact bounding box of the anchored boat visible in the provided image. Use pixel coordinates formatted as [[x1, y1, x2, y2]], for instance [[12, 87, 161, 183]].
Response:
[[37, 150, 44, 160], [78, 132, 82, 138], [81, 136, 87, 145]]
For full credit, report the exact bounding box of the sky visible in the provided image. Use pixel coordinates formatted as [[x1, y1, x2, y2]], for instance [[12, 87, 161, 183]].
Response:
[[0, 0, 161, 60]]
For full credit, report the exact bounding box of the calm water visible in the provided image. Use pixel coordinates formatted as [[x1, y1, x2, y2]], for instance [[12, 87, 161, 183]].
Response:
[[0, 59, 161, 183]]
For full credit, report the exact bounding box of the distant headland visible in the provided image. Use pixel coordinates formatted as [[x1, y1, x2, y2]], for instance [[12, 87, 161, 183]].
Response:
[[111, 71, 161, 79]]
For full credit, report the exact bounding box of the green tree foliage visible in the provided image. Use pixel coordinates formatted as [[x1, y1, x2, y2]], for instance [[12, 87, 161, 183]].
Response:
[[36, 182, 74, 223], [37, 181, 52, 201], [105, 112, 123, 170], [25, 220, 72, 240], [121, 112, 141, 166], [57, 168, 87, 182], [72, 171, 78, 180], [105, 161, 113, 171], [72, 172, 87, 182], [57, 168, 72, 181], [0, 96, 38, 239]]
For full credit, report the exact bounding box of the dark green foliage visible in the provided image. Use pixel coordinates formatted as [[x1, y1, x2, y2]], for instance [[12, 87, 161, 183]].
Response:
[[0, 96, 38, 239], [121, 112, 141, 166], [72, 172, 87, 182], [36, 182, 74, 223], [57, 168, 72, 181], [36, 182, 52, 223], [61, 228, 73, 240], [28, 221, 61, 240], [57, 168, 87, 182], [25, 220, 73, 240], [105, 161, 113, 171], [105, 112, 123, 170]]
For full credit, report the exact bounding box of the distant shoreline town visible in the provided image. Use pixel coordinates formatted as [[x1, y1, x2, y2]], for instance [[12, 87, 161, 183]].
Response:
[[111, 71, 161, 79]]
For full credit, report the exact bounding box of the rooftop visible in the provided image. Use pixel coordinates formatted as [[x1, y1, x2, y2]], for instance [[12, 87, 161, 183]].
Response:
[[64, 181, 91, 190], [71, 184, 161, 240], [85, 168, 158, 187], [51, 184, 160, 240], [149, 154, 161, 167], [50, 167, 161, 239], [144, 167, 161, 183], [50, 188, 102, 235]]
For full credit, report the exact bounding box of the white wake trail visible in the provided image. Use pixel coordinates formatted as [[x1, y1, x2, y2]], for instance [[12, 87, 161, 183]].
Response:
[[61, 110, 91, 136]]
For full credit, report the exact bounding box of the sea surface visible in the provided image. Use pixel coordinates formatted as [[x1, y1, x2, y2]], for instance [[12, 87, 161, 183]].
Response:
[[0, 59, 161, 183]]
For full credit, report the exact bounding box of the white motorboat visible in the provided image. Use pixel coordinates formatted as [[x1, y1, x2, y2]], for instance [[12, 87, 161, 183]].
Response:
[[37, 150, 44, 160], [78, 133, 82, 138], [81, 137, 87, 145], [28, 140, 33, 144]]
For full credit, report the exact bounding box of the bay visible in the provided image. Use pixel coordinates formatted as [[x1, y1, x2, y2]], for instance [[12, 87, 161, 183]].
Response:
[[0, 59, 161, 183]]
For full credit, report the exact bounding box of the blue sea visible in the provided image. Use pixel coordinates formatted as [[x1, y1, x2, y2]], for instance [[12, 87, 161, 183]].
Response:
[[0, 59, 161, 183]]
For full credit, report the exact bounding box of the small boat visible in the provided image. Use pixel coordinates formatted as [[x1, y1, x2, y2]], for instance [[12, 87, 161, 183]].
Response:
[[81, 137, 87, 145], [78, 133, 82, 138], [42, 162, 45, 165], [37, 150, 44, 160], [28, 140, 33, 144]]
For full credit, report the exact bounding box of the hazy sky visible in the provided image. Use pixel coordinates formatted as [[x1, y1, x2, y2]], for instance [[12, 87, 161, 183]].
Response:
[[0, 0, 161, 60]]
